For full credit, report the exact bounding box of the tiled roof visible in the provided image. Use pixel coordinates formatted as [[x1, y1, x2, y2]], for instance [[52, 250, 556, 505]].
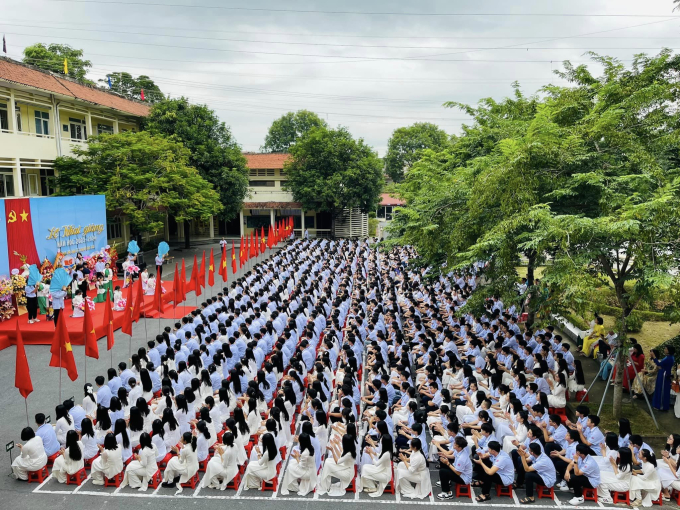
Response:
[[380, 193, 405, 206], [0, 58, 150, 117], [243, 202, 301, 209], [244, 153, 291, 169]]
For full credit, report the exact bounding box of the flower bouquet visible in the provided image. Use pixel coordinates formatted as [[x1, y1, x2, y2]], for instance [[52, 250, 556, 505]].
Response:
[[11, 272, 27, 306], [0, 277, 15, 322], [77, 296, 96, 312]]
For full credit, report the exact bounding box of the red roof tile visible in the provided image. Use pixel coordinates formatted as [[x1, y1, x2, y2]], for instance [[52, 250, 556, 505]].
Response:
[[380, 193, 405, 206], [0, 58, 150, 117], [244, 153, 291, 169]]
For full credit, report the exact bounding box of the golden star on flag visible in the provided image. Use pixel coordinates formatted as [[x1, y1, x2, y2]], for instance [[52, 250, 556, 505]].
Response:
[[20, 209, 28, 222], [109, 320, 113, 325], [209, 264, 214, 271], [65, 342, 73, 352], [90, 328, 96, 334], [221, 260, 227, 269]]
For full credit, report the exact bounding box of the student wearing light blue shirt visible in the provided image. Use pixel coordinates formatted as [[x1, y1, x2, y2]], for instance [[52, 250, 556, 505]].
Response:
[[565, 444, 601, 506], [437, 436, 472, 500], [579, 414, 605, 454], [520, 443, 557, 503], [473, 441, 515, 502]]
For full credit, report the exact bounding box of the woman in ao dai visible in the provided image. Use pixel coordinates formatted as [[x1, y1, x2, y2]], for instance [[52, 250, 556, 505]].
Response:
[[359, 434, 394, 497], [396, 437, 432, 499], [162, 432, 199, 495], [317, 434, 357, 496], [280, 433, 318, 496], [242, 432, 279, 489], [121, 433, 158, 491], [202, 432, 239, 490], [51, 430, 85, 483], [90, 433, 123, 485], [11, 428, 47, 480]]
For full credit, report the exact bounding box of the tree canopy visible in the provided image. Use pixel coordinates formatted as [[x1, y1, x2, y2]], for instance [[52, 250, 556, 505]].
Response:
[[143, 97, 249, 222], [261, 110, 328, 153], [384, 122, 450, 182], [23, 43, 92, 83], [99, 72, 165, 103], [284, 126, 384, 217], [388, 51, 680, 418], [54, 131, 222, 235]]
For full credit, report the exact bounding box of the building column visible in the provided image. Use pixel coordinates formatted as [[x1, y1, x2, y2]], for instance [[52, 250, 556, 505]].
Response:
[[270, 208, 275, 226], [113, 118, 119, 134], [8, 90, 16, 132], [51, 96, 62, 157], [209, 215, 215, 239], [300, 210, 305, 233], [239, 209, 244, 237], [86, 111, 93, 140], [12, 162, 23, 197]]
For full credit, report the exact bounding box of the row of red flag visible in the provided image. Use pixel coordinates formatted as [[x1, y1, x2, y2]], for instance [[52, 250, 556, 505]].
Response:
[[14, 217, 295, 399]]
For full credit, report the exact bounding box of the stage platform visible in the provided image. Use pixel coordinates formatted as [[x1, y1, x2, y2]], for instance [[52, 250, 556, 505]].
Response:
[[0, 282, 197, 350]]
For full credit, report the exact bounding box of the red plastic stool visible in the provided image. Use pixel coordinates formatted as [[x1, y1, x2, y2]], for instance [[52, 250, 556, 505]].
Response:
[[261, 463, 281, 491], [66, 468, 87, 486], [84, 453, 99, 470], [672, 490, 680, 504], [147, 469, 162, 490], [279, 446, 287, 460], [104, 472, 123, 487], [455, 483, 472, 498], [537, 485, 554, 500], [27, 466, 49, 483], [575, 391, 589, 402], [226, 470, 242, 490], [158, 452, 174, 470], [345, 465, 358, 493], [46, 452, 60, 468], [383, 468, 396, 495], [198, 458, 209, 473], [496, 484, 513, 497], [652, 494, 663, 506], [583, 488, 598, 502], [612, 491, 630, 505], [180, 472, 200, 489]]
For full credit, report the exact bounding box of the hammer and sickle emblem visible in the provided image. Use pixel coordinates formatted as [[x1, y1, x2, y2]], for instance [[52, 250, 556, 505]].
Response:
[[7, 210, 17, 223]]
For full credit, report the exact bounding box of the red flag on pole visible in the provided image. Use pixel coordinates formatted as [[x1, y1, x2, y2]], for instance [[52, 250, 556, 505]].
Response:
[[15, 322, 33, 398], [239, 236, 244, 268], [140, 88, 145, 101], [254, 230, 259, 256], [187, 255, 198, 293], [83, 299, 98, 359], [104, 291, 115, 350], [154, 272, 164, 314], [199, 251, 206, 289], [172, 263, 180, 308], [121, 282, 134, 336], [208, 248, 215, 287], [244, 235, 249, 263], [49, 314, 78, 381], [180, 258, 187, 302], [132, 279, 144, 323], [261, 227, 266, 253], [194, 254, 202, 297], [219, 244, 227, 282], [231, 240, 237, 274]]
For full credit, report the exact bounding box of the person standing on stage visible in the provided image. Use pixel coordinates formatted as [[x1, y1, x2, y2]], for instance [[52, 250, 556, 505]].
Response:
[[155, 252, 165, 279]]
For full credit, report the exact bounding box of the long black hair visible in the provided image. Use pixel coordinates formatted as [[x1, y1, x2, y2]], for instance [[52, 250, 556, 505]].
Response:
[[182, 431, 198, 452], [114, 418, 130, 449], [233, 407, 250, 436], [162, 408, 179, 431], [80, 418, 95, 438], [261, 432, 277, 461], [341, 433, 357, 459], [65, 429, 82, 461], [298, 432, 315, 457]]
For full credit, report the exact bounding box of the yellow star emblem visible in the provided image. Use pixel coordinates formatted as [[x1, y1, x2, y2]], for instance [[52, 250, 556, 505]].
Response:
[[109, 320, 113, 325], [65, 342, 73, 352], [209, 264, 214, 271], [90, 328, 96, 334], [221, 260, 227, 269], [20, 209, 28, 222]]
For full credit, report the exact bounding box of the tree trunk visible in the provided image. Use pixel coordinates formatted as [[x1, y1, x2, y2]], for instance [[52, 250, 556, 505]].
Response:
[[183, 221, 191, 249], [525, 251, 537, 328]]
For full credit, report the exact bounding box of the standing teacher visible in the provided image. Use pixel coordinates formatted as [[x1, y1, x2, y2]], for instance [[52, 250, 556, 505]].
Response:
[[652, 346, 676, 412]]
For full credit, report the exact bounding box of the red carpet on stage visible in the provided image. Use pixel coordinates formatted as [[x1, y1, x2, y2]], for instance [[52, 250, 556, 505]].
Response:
[[0, 282, 196, 350]]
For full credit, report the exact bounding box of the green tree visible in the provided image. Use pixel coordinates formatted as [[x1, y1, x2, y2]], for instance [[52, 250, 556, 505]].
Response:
[[143, 98, 249, 246], [23, 43, 92, 83], [261, 110, 327, 152], [284, 126, 384, 218], [384, 122, 450, 182], [99, 72, 164, 103], [54, 131, 222, 238]]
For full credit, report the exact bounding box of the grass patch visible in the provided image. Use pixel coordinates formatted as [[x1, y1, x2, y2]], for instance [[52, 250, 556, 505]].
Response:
[[596, 404, 661, 434], [515, 266, 547, 279], [598, 315, 680, 352]]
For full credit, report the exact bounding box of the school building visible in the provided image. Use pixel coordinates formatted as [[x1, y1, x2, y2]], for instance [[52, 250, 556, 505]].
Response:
[[0, 56, 150, 252]]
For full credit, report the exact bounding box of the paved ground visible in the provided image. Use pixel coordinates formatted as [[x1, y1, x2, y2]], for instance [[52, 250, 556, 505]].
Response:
[[0, 241, 677, 509]]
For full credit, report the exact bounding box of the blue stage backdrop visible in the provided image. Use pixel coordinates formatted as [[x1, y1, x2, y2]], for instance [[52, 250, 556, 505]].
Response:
[[1, 195, 108, 277]]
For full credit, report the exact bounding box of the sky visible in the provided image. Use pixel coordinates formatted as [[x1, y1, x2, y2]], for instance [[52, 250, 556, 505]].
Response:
[[2, 0, 680, 155]]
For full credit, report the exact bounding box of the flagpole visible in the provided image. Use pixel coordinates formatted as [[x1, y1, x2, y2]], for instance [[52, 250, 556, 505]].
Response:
[[84, 353, 87, 387], [59, 346, 62, 402], [24, 398, 29, 427]]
